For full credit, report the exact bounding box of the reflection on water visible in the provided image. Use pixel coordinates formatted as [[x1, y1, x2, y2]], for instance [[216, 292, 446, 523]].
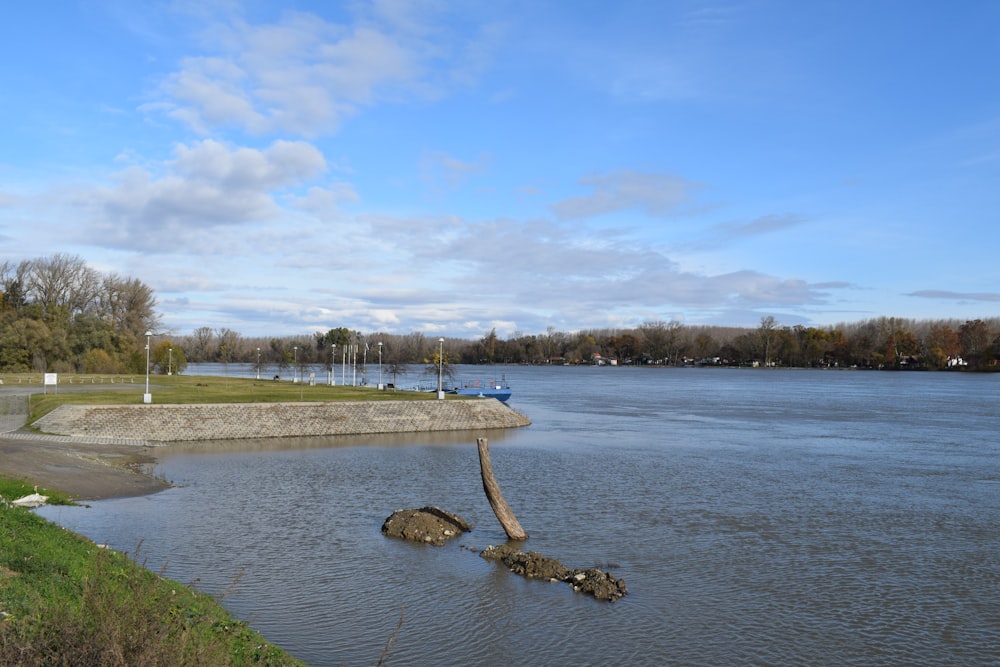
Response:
[[38, 367, 1000, 666]]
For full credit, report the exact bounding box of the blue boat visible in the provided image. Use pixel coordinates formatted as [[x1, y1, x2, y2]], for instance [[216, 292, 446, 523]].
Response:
[[453, 377, 512, 402]]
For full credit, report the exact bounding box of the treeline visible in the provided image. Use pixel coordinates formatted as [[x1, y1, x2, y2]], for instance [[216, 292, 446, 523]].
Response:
[[3, 255, 998, 374], [175, 316, 1000, 373]]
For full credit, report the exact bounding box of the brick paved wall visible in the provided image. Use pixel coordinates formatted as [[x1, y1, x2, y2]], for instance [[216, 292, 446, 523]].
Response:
[[34, 400, 531, 442]]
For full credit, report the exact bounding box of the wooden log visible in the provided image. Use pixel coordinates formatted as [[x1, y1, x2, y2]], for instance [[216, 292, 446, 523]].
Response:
[[477, 437, 528, 541]]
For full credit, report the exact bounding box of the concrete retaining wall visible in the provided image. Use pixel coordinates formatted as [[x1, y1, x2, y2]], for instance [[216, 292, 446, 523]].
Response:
[[34, 400, 531, 442]]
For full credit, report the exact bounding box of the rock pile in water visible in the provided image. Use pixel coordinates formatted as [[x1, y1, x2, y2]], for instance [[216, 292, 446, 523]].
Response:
[[480, 544, 628, 602], [381, 506, 473, 546]]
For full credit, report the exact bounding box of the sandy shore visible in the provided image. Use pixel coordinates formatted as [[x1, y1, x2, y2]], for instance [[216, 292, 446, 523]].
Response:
[[0, 432, 170, 500]]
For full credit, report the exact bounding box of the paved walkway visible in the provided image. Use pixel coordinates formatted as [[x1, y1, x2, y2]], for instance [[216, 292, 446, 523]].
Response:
[[0, 393, 158, 446]]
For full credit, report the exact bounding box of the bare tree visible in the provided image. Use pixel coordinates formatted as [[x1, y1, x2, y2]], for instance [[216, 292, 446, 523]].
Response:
[[23, 253, 101, 315], [96, 273, 158, 343], [191, 327, 215, 361], [216, 328, 242, 364], [758, 315, 778, 367]]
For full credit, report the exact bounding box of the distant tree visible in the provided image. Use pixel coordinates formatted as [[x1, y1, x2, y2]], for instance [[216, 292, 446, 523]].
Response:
[[317, 327, 352, 350], [0, 260, 29, 312], [424, 340, 456, 386], [80, 348, 121, 374], [694, 331, 715, 360], [398, 332, 426, 364], [152, 341, 187, 375], [758, 316, 778, 367], [960, 319, 991, 367], [638, 320, 668, 363], [924, 323, 960, 369], [191, 327, 215, 362], [23, 253, 100, 316], [216, 328, 241, 364], [481, 328, 498, 363], [96, 273, 158, 348], [566, 332, 598, 364], [0, 314, 46, 371]]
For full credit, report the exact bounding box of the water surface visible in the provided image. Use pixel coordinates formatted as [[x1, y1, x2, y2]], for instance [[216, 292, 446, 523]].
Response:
[[39, 367, 1000, 666]]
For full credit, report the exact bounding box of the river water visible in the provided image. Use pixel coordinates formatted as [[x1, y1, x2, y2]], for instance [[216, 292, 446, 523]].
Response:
[[38, 366, 1000, 666]]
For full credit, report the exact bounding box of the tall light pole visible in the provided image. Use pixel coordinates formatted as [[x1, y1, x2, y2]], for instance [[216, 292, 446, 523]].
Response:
[[378, 342, 383, 389], [331, 344, 336, 386], [437, 337, 445, 399], [293, 346, 298, 383], [362, 341, 368, 386], [168, 347, 173, 376], [143, 331, 152, 404], [256, 347, 261, 380]]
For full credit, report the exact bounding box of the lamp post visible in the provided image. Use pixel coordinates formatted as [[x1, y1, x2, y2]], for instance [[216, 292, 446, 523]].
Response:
[[362, 341, 368, 386], [168, 347, 172, 376], [143, 331, 152, 404], [256, 347, 261, 380], [437, 337, 445, 399], [293, 346, 298, 383], [331, 344, 336, 386], [378, 342, 383, 389]]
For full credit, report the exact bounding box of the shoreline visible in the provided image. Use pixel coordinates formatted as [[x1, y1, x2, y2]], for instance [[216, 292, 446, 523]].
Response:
[[0, 431, 170, 500], [2, 400, 531, 501]]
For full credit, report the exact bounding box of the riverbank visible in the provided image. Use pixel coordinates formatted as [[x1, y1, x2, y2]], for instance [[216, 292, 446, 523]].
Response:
[[34, 399, 531, 442], [1, 399, 530, 501], [0, 434, 170, 499], [0, 484, 306, 666]]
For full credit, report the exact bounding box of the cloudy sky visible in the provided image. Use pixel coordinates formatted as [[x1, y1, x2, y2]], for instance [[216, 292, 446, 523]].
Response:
[[2, 1, 998, 339]]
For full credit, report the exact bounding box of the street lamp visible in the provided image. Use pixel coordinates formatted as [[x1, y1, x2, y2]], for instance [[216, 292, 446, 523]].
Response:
[[168, 347, 172, 376], [362, 341, 368, 386], [331, 344, 336, 386], [256, 347, 261, 380], [143, 331, 152, 404], [437, 337, 445, 399], [293, 346, 298, 383], [378, 342, 383, 389]]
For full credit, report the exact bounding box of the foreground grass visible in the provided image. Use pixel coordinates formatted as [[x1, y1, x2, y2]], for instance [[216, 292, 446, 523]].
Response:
[[22, 373, 449, 427], [0, 479, 305, 666]]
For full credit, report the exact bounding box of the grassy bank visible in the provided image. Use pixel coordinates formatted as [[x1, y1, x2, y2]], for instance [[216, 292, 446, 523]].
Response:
[[22, 373, 449, 427], [0, 479, 305, 666]]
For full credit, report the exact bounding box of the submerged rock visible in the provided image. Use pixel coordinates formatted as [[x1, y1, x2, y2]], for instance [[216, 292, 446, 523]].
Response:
[[381, 506, 473, 546], [480, 544, 628, 602]]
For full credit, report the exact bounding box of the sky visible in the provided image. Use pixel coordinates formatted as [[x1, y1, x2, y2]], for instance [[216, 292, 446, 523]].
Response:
[[1, 1, 998, 340]]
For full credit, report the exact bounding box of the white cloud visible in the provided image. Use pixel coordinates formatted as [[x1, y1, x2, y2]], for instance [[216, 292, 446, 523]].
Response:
[[152, 6, 492, 137], [73, 139, 327, 252], [907, 290, 1000, 303]]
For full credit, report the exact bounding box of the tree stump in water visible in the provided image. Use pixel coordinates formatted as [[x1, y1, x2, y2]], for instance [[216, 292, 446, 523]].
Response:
[[477, 437, 528, 541]]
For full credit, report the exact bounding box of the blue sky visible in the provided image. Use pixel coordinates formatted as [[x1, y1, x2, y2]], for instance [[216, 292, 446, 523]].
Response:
[[2, 1, 998, 339]]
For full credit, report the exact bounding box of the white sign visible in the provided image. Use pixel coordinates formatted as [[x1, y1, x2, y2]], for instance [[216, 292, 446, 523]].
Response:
[[44, 373, 57, 386]]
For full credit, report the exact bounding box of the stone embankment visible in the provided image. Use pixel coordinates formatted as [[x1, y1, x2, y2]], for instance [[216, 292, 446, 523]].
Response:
[[33, 400, 530, 443]]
